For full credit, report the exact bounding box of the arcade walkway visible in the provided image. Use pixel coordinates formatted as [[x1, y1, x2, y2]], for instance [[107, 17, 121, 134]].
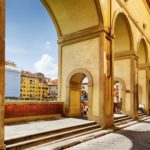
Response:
[[66, 117, 150, 150]]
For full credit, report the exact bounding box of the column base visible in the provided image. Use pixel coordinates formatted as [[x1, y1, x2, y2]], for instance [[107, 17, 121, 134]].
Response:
[[0, 144, 6, 150]]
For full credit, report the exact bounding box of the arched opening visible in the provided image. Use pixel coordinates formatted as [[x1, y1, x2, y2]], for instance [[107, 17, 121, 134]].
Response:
[[114, 13, 131, 53], [113, 12, 132, 118], [137, 39, 148, 114], [138, 39, 148, 65], [66, 69, 93, 120], [6, 0, 58, 102], [113, 79, 126, 115], [81, 77, 88, 118]]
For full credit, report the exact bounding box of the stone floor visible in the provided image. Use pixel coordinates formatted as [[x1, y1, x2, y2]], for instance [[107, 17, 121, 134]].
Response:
[[66, 117, 150, 150], [5, 113, 126, 140], [5, 118, 92, 140], [114, 113, 126, 118]]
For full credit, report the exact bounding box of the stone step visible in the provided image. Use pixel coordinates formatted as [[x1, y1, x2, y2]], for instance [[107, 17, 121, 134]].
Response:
[[114, 114, 128, 120], [114, 116, 131, 123], [30, 116, 150, 150], [6, 122, 100, 150], [116, 115, 150, 130], [27, 128, 109, 150], [5, 121, 96, 145], [115, 118, 133, 126], [138, 114, 148, 120], [138, 113, 146, 117]]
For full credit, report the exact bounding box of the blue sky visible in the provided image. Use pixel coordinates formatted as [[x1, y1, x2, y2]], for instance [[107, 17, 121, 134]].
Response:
[[6, 0, 58, 79]]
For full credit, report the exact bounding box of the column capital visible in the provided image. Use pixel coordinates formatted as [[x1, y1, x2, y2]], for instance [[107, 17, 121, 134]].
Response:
[[138, 63, 150, 70], [114, 51, 139, 60]]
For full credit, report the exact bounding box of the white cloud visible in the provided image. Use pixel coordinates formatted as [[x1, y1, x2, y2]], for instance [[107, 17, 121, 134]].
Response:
[[44, 41, 52, 49], [34, 54, 58, 79]]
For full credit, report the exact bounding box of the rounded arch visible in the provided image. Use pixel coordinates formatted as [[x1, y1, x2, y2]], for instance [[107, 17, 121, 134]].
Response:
[[66, 68, 93, 120], [66, 68, 93, 87], [137, 37, 149, 65], [114, 77, 126, 113], [112, 10, 133, 53], [42, 0, 104, 37], [114, 77, 126, 91]]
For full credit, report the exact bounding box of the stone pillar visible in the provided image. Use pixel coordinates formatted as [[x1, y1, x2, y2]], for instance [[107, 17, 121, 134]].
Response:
[[0, 0, 5, 149], [99, 31, 114, 128], [114, 52, 139, 119], [130, 56, 138, 119], [146, 67, 150, 115], [138, 65, 150, 115], [148, 68, 150, 115]]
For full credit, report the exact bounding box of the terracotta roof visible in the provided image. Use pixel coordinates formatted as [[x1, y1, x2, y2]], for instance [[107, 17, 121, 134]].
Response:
[[48, 79, 58, 85]]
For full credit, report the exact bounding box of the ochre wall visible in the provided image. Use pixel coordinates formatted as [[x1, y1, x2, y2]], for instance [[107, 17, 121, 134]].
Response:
[[61, 38, 100, 118], [138, 70, 147, 109], [114, 59, 131, 113]]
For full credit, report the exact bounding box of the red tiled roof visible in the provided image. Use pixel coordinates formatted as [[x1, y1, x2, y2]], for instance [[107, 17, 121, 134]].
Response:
[[48, 79, 58, 85]]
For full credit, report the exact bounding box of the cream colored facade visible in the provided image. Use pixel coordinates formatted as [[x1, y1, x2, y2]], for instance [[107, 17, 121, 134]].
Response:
[[0, 0, 150, 149]]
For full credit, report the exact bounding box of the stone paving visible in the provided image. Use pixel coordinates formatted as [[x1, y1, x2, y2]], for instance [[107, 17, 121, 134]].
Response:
[[66, 117, 150, 150], [114, 113, 126, 118], [5, 114, 126, 140], [5, 118, 92, 140]]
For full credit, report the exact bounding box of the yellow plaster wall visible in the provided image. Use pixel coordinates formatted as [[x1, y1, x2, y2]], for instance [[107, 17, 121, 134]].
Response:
[[138, 70, 147, 108], [100, 0, 110, 28], [114, 59, 131, 89], [114, 59, 131, 112], [69, 90, 81, 115], [61, 38, 100, 117], [119, 0, 150, 40]]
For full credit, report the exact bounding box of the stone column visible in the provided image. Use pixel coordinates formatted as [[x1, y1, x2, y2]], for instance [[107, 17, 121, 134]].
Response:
[[130, 56, 138, 119], [99, 31, 114, 128], [0, 0, 5, 149], [145, 65, 149, 115], [146, 67, 150, 115], [138, 64, 150, 115]]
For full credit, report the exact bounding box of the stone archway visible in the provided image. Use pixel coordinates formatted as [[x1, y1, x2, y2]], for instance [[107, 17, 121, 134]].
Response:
[[112, 11, 138, 118], [114, 78, 126, 114], [137, 38, 149, 114], [65, 69, 93, 120], [113, 13, 133, 53], [42, 0, 114, 127]]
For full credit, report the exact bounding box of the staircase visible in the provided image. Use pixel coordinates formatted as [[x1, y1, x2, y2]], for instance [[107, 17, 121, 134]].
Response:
[[5, 121, 101, 150], [114, 114, 133, 126], [114, 112, 149, 129], [138, 112, 147, 119], [6, 113, 149, 150]]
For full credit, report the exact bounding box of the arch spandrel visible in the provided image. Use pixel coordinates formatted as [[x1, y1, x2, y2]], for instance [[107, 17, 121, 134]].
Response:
[[42, 0, 103, 36]]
